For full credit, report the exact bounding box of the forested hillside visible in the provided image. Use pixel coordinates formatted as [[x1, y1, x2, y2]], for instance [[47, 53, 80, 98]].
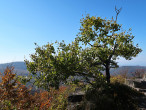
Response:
[[0, 62, 29, 76], [0, 62, 145, 77]]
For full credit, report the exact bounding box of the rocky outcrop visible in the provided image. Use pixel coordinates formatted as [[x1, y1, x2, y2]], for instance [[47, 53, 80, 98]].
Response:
[[125, 73, 146, 95]]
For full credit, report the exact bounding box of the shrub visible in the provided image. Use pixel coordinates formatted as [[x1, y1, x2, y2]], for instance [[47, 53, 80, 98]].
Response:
[[111, 75, 125, 84], [81, 81, 144, 110], [0, 67, 37, 109], [48, 85, 76, 110], [0, 67, 75, 110]]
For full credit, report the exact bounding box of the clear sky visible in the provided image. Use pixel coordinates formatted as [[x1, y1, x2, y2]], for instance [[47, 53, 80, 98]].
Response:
[[0, 0, 145, 66]]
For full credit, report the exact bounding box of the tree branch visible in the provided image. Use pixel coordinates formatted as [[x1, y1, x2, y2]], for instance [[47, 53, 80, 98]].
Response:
[[115, 6, 122, 21], [74, 71, 97, 79], [97, 55, 106, 66], [73, 71, 96, 85], [87, 42, 102, 48], [108, 43, 118, 61], [107, 6, 121, 62], [90, 62, 103, 67]]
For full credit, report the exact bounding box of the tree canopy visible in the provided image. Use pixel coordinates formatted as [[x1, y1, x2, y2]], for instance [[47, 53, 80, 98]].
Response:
[[76, 15, 142, 83], [25, 14, 142, 90], [25, 40, 102, 90]]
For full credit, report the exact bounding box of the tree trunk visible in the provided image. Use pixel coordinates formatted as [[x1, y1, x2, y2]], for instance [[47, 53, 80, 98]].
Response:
[[105, 65, 110, 83]]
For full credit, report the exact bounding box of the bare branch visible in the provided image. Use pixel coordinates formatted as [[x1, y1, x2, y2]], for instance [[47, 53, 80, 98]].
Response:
[[115, 6, 122, 21]]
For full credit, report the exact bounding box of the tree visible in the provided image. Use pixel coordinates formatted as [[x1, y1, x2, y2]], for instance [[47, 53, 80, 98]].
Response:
[[76, 14, 142, 83], [25, 41, 102, 90], [25, 13, 142, 90]]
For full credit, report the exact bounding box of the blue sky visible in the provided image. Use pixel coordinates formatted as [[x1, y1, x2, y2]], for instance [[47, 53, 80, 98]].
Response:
[[0, 0, 145, 66]]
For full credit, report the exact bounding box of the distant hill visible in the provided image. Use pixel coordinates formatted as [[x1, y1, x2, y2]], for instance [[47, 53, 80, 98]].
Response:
[[0, 61, 146, 77], [0, 61, 146, 91], [110, 66, 146, 76], [0, 61, 29, 76]]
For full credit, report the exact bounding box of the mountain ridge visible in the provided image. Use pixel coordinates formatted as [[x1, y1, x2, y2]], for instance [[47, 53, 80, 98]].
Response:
[[0, 61, 146, 76]]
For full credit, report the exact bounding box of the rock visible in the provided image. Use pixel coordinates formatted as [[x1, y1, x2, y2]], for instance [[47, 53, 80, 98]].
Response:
[[68, 95, 84, 102]]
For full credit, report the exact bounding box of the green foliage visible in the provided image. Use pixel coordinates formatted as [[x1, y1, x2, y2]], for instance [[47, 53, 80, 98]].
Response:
[[17, 75, 31, 85], [76, 14, 142, 83], [25, 40, 103, 90]]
